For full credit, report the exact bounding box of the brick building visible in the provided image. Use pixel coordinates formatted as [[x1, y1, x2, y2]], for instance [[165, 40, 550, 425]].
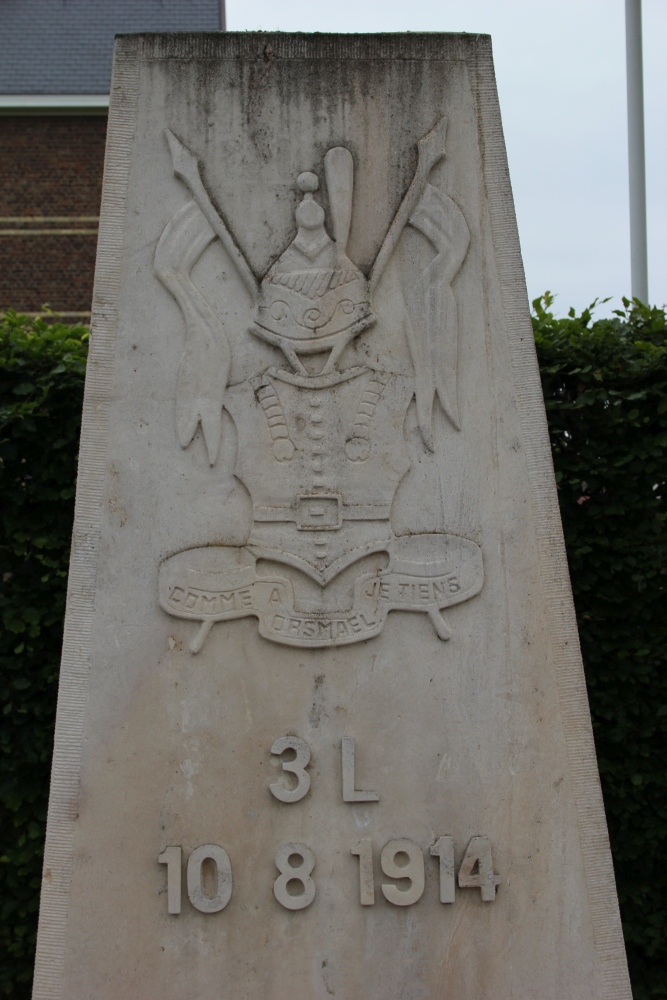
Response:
[[0, 0, 224, 318]]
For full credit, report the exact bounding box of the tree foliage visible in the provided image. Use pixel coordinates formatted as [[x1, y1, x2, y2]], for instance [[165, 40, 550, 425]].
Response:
[[0, 300, 665, 997], [533, 293, 667, 999], [0, 312, 88, 996]]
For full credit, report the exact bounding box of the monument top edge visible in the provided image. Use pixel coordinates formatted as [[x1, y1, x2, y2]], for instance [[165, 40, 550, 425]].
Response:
[[112, 31, 493, 63]]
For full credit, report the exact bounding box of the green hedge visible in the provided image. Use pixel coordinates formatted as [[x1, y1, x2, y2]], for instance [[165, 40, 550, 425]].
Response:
[[0, 312, 88, 997], [1, 300, 665, 997], [533, 294, 667, 999]]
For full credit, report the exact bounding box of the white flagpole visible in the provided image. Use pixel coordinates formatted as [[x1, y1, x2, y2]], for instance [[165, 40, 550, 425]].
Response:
[[625, 0, 649, 302]]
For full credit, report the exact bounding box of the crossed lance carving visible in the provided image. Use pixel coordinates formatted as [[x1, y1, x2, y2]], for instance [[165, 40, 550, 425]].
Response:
[[155, 119, 484, 652]]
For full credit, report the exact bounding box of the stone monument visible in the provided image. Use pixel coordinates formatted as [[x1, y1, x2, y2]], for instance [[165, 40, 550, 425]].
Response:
[[33, 33, 631, 999]]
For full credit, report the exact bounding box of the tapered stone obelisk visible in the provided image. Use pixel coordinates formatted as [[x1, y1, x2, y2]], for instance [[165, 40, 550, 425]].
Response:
[[33, 32, 631, 1000]]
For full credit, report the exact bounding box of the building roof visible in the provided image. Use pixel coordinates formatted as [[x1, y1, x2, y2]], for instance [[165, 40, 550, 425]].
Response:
[[0, 0, 223, 95]]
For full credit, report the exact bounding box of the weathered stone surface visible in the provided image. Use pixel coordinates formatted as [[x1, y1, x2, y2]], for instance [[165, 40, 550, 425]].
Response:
[[33, 33, 631, 1000]]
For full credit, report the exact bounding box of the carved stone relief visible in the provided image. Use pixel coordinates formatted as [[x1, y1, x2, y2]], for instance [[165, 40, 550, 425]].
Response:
[[155, 120, 482, 651], [31, 37, 631, 1000]]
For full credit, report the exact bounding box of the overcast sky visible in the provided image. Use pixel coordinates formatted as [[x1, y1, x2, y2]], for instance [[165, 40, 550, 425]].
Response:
[[227, 0, 665, 317]]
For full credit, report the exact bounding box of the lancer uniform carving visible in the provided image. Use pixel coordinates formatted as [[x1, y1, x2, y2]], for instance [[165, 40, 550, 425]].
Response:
[[156, 121, 483, 651]]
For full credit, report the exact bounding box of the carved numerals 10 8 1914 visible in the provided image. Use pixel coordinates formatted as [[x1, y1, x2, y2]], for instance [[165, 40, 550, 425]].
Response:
[[158, 836, 500, 914]]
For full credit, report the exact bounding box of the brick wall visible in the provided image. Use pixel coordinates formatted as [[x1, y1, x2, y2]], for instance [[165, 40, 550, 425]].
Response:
[[0, 116, 107, 316]]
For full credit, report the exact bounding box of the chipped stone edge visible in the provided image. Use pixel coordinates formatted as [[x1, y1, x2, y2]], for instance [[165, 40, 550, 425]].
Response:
[[473, 37, 632, 1000], [31, 37, 141, 1000]]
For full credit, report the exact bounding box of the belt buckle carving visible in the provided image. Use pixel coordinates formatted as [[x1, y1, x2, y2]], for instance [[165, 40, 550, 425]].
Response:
[[295, 494, 343, 531]]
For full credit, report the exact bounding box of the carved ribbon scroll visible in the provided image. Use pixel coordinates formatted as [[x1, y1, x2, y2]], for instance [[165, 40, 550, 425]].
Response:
[[405, 183, 470, 448], [155, 200, 230, 466]]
